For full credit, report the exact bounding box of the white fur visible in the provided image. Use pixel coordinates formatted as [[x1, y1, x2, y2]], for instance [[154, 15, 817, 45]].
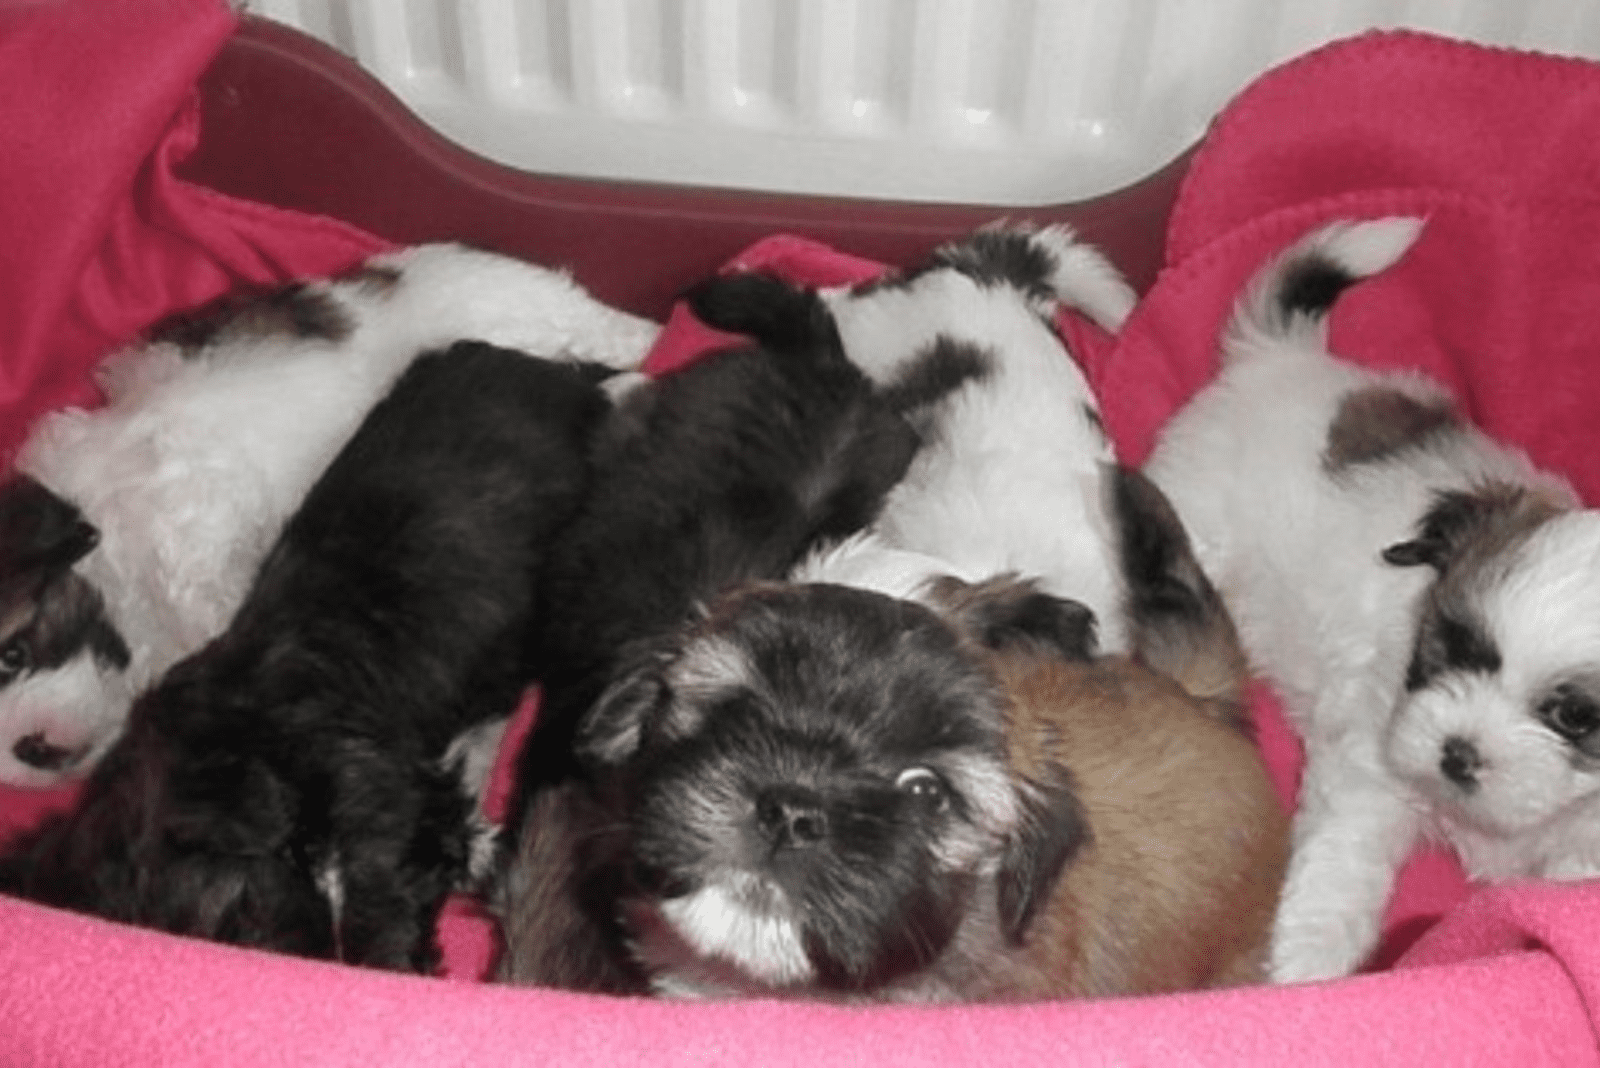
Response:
[[655, 876, 815, 989], [1145, 216, 1600, 984], [791, 532, 974, 603], [5, 244, 657, 786], [820, 224, 1134, 652]]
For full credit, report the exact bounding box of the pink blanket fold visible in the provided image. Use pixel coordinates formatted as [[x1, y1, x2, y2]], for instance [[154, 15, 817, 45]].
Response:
[[5, 6, 1600, 1065]]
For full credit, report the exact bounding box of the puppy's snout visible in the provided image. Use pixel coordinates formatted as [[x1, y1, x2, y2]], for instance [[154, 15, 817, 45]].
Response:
[[756, 787, 828, 849], [1440, 736, 1484, 789], [13, 732, 77, 771]]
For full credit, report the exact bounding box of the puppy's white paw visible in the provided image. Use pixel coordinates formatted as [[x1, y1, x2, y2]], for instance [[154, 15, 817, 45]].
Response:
[[1269, 908, 1381, 984]]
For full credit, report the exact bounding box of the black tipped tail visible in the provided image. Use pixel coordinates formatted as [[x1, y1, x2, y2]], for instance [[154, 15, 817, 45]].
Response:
[[1277, 255, 1363, 321], [1230, 217, 1427, 353]]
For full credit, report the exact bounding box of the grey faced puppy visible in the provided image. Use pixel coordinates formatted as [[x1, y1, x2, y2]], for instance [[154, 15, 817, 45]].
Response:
[[497, 469, 1286, 1001]]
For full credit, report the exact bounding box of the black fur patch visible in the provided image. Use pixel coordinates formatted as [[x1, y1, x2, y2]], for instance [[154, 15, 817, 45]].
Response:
[[514, 280, 918, 830], [879, 336, 994, 418], [1323, 386, 1462, 471], [148, 283, 355, 353], [926, 227, 1061, 306], [1278, 255, 1357, 319], [0, 475, 98, 579], [1405, 608, 1502, 692]]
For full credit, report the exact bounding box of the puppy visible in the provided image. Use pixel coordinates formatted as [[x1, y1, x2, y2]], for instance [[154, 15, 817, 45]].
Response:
[[1144, 216, 1600, 984], [513, 275, 918, 807], [504, 465, 1285, 1001], [687, 222, 1140, 653], [0, 243, 655, 787], [496, 278, 919, 992], [0, 341, 610, 971]]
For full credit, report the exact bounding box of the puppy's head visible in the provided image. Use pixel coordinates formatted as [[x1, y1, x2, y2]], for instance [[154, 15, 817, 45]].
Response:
[[1384, 484, 1600, 840], [0, 475, 131, 786], [578, 581, 1085, 994]]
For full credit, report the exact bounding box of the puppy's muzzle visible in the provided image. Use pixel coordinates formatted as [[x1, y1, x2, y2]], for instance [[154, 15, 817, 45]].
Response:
[[756, 787, 828, 850], [1440, 735, 1484, 790]]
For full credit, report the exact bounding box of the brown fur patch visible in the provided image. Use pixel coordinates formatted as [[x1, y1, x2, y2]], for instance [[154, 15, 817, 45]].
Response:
[[493, 782, 645, 993], [1322, 385, 1462, 471], [952, 649, 1290, 999]]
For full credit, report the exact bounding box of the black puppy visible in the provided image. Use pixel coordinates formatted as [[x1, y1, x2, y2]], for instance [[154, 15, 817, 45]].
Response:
[[498, 278, 919, 990], [0, 340, 609, 971]]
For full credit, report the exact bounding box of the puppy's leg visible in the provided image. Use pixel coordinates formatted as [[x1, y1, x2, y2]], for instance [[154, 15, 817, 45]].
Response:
[[1270, 731, 1421, 983]]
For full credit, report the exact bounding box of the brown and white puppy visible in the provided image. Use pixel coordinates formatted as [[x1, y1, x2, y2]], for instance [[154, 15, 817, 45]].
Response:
[[1145, 217, 1600, 984], [497, 469, 1288, 1000]]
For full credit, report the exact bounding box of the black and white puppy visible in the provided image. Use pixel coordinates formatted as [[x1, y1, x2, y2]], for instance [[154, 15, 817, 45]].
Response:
[[0, 244, 654, 787], [496, 276, 918, 992], [688, 222, 1138, 652], [0, 340, 610, 971], [1145, 217, 1599, 984]]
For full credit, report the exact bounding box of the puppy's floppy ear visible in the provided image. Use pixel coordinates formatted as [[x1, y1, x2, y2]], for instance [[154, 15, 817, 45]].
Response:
[[0, 475, 99, 575], [1383, 483, 1569, 571], [928, 575, 1097, 661], [1382, 489, 1489, 570], [997, 761, 1088, 945], [575, 642, 673, 769]]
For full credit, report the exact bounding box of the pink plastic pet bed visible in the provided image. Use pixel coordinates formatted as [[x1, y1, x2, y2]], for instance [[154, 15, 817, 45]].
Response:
[[3, 2, 1599, 1064]]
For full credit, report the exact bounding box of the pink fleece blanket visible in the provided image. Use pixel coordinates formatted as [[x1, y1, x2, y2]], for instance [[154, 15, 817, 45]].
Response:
[[4, 3, 1600, 1064]]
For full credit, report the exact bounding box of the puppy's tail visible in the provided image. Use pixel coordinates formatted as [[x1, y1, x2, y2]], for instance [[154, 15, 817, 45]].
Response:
[[683, 271, 844, 363], [1110, 465, 1250, 731], [1227, 216, 1425, 361], [928, 220, 1138, 333]]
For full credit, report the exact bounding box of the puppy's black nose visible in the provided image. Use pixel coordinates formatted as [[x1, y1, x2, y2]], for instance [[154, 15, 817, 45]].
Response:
[[756, 787, 828, 848], [13, 732, 75, 771], [1440, 736, 1483, 789]]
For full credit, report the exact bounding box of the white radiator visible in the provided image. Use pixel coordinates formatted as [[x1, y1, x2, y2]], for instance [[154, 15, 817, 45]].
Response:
[[245, 0, 1600, 205]]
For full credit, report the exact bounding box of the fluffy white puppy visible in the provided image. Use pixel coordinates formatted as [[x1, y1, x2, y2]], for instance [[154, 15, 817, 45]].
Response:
[[0, 244, 656, 786], [1145, 216, 1600, 984], [689, 223, 1139, 653]]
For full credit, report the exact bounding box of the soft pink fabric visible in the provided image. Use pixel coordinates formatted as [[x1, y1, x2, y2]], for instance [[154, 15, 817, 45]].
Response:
[[5, 10, 1600, 1066]]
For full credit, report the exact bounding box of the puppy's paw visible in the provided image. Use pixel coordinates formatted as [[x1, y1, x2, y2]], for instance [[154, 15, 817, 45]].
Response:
[[1268, 911, 1379, 985]]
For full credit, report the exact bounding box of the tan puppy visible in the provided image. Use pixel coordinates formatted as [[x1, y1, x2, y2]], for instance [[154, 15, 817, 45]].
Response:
[[925, 575, 1289, 999]]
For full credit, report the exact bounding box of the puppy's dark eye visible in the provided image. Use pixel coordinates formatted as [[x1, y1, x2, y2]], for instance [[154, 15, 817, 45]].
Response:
[[0, 640, 30, 683], [1539, 686, 1600, 743], [895, 767, 947, 810]]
